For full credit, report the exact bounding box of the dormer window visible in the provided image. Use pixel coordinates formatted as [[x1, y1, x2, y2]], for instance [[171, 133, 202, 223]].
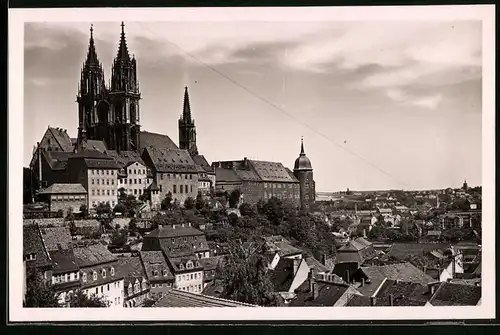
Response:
[[82, 273, 87, 282], [153, 270, 159, 277], [186, 261, 193, 269], [179, 264, 184, 270], [102, 269, 106, 278], [93, 271, 97, 281], [195, 261, 200, 267], [163, 270, 168, 277], [110, 267, 115, 276]]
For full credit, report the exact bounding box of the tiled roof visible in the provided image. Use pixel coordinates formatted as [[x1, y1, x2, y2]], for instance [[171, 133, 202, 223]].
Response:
[[39, 183, 87, 195], [73, 243, 117, 268], [48, 127, 73, 152], [428, 282, 481, 306], [72, 148, 110, 159], [284, 168, 299, 182], [167, 255, 203, 273], [49, 248, 79, 274], [270, 258, 296, 292], [152, 288, 257, 307], [215, 167, 242, 183], [23, 225, 52, 269], [387, 243, 451, 260], [374, 280, 431, 306], [139, 250, 174, 281], [249, 160, 296, 183], [105, 150, 145, 168], [85, 140, 107, 152], [234, 169, 261, 181], [23, 218, 65, 227], [80, 262, 122, 289], [361, 263, 435, 285], [262, 236, 302, 257], [345, 294, 372, 306], [143, 147, 198, 173], [146, 225, 205, 238], [199, 256, 223, 272], [304, 256, 329, 273], [82, 158, 120, 169], [115, 255, 148, 287], [75, 219, 100, 227], [41, 150, 73, 171], [139, 131, 179, 151], [39, 226, 72, 252], [289, 280, 350, 307], [192, 155, 215, 174]]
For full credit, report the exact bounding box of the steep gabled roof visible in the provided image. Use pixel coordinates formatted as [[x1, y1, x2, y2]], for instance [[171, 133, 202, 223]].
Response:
[[361, 263, 434, 285], [139, 131, 178, 151], [428, 282, 481, 306], [215, 167, 241, 183], [139, 250, 174, 281], [47, 127, 73, 152], [143, 147, 197, 173], [39, 226, 73, 252], [23, 225, 52, 269], [73, 243, 117, 268]]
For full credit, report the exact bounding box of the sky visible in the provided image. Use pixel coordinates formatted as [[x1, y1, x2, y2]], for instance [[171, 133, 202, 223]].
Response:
[[23, 20, 483, 192]]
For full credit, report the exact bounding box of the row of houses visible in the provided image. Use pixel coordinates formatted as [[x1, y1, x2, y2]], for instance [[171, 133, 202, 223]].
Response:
[[23, 220, 224, 307]]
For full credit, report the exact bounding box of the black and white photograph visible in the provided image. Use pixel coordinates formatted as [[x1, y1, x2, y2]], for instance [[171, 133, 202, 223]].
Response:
[[8, 5, 495, 322]]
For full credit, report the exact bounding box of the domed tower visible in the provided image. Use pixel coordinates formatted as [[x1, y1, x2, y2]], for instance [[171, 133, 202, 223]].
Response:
[[293, 137, 315, 212]]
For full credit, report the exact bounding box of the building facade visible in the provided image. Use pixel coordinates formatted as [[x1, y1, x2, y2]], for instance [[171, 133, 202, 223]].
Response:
[[73, 243, 124, 307], [39, 183, 88, 214], [117, 161, 152, 198]]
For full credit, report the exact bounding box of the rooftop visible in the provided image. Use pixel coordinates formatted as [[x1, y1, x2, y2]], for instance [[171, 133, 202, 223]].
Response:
[[145, 224, 205, 239], [23, 225, 52, 269], [428, 282, 482, 306], [39, 183, 87, 195], [361, 263, 435, 285], [152, 288, 258, 307], [73, 243, 117, 268], [39, 226, 72, 252]]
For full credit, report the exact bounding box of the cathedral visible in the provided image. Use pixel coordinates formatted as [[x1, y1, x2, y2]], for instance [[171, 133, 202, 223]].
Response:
[[76, 22, 141, 152]]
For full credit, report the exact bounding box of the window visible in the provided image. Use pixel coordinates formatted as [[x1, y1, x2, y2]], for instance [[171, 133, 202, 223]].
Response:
[[106, 170, 109, 175], [124, 179, 127, 184], [111, 170, 114, 175], [190, 274, 193, 280], [97, 190, 100, 196], [139, 179, 142, 184], [112, 190, 115, 196], [160, 174, 164, 180], [95, 288, 98, 295], [153, 270, 159, 277], [107, 284, 110, 291], [64, 273, 68, 282], [107, 190, 110, 196], [93, 271, 97, 281], [134, 189, 137, 195], [159, 185, 162, 192], [186, 185, 189, 193], [129, 179, 132, 184], [102, 269, 106, 278], [107, 179, 109, 185], [163, 270, 168, 277], [92, 190, 95, 196], [180, 185, 183, 194], [92, 179, 95, 185], [111, 267, 115, 276], [134, 179, 137, 184], [173, 185, 177, 194], [134, 169, 137, 174], [184, 175, 188, 180], [97, 179, 100, 185], [189, 174, 192, 180], [179, 264, 184, 270], [92, 170, 95, 175], [151, 283, 156, 288]]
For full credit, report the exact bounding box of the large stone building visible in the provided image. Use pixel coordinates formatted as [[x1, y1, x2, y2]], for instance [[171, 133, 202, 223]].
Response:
[[38, 183, 88, 214], [212, 138, 315, 211]]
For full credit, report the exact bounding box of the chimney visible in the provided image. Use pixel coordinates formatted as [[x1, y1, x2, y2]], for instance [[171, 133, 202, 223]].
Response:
[[312, 282, 319, 300], [172, 225, 176, 229], [346, 270, 350, 284], [389, 294, 394, 306], [321, 254, 326, 266], [308, 269, 314, 292], [423, 266, 427, 274], [370, 296, 376, 306], [243, 157, 248, 168]]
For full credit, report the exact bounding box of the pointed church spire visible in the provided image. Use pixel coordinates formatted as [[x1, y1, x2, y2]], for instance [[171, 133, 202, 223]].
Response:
[[300, 136, 305, 156], [116, 21, 131, 62], [85, 24, 99, 66], [183, 86, 192, 123]]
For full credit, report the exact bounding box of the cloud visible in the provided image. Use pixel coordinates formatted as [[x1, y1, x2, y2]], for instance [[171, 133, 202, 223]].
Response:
[[385, 88, 443, 110], [411, 94, 443, 109]]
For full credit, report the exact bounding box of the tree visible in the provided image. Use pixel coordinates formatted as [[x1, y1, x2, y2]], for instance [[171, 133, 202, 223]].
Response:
[[24, 269, 59, 307], [67, 290, 109, 307], [195, 192, 205, 211], [80, 204, 89, 218], [239, 203, 257, 217], [68, 220, 77, 236], [113, 203, 126, 214], [184, 197, 195, 210], [56, 209, 64, 218], [110, 229, 128, 247], [217, 241, 277, 306], [161, 192, 173, 210], [95, 202, 112, 217], [263, 197, 285, 225], [229, 189, 241, 209], [128, 218, 138, 233], [228, 212, 239, 226]]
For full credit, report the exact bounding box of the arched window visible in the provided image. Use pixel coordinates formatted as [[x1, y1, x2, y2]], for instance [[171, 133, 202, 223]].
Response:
[[110, 267, 115, 276], [93, 271, 97, 281]]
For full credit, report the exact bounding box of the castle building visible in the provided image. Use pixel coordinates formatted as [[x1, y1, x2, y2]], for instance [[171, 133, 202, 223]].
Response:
[[212, 138, 315, 211], [293, 138, 315, 212]]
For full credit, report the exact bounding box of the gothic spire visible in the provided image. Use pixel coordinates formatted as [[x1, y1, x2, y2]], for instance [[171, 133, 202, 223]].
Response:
[[116, 21, 131, 62], [182, 86, 192, 123], [85, 24, 99, 66]]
